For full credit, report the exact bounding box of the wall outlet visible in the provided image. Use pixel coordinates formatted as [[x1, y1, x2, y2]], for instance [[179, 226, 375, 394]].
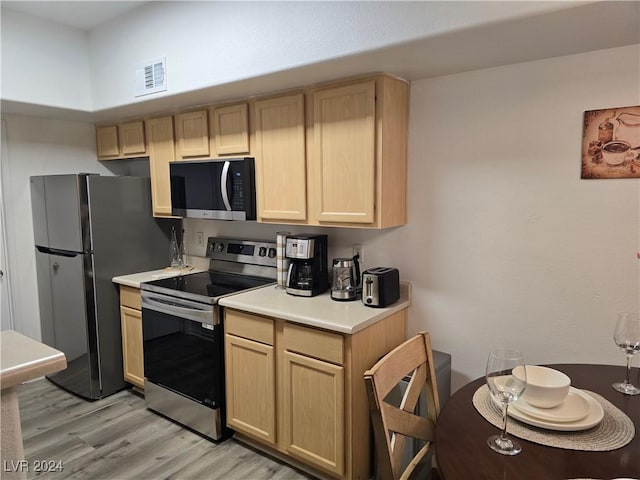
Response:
[[196, 232, 204, 247], [352, 244, 363, 264]]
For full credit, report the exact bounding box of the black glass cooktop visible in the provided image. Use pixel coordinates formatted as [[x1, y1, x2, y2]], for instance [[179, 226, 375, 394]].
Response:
[[142, 271, 273, 303]]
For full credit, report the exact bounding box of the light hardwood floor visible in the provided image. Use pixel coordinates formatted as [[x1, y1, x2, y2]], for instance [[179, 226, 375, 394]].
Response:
[[17, 379, 314, 480]]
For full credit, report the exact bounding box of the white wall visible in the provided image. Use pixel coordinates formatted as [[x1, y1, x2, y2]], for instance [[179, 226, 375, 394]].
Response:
[[405, 44, 640, 389], [1, 115, 111, 339], [184, 44, 640, 391], [0, 9, 92, 111], [87, 1, 573, 110]]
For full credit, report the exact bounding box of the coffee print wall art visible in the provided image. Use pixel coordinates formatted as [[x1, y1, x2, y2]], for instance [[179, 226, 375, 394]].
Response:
[[582, 105, 640, 179]]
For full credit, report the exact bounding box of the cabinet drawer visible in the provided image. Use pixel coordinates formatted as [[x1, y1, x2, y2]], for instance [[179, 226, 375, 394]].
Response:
[[283, 323, 343, 365], [120, 285, 141, 310], [226, 309, 274, 345]]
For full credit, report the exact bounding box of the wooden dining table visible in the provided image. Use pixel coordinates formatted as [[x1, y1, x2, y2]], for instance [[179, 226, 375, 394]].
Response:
[[435, 364, 639, 480]]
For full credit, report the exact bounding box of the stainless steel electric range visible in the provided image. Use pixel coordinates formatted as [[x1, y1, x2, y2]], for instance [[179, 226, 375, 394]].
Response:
[[140, 237, 277, 441]]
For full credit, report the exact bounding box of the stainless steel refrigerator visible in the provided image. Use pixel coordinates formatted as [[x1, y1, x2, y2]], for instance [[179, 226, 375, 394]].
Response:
[[31, 174, 176, 400]]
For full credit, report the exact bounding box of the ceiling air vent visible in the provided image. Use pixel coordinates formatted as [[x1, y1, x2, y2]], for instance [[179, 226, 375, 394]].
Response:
[[134, 57, 167, 97]]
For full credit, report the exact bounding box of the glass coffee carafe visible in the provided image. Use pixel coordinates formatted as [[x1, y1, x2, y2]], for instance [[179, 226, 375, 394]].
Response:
[[295, 262, 313, 288]]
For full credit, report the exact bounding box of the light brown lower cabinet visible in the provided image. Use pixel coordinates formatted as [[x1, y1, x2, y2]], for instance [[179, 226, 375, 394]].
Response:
[[224, 308, 406, 479], [282, 350, 345, 476], [225, 333, 276, 445], [119, 285, 144, 389]]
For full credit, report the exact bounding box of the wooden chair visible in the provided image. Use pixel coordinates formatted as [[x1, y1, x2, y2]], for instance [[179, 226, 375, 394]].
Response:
[[364, 332, 441, 480]]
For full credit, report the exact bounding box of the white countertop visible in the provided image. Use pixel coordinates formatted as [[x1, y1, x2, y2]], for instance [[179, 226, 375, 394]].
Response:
[[112, 267, 206, 288], [219, 282, 411, 335], [113, 268, 410, 334], [0, 330, 67, 389]]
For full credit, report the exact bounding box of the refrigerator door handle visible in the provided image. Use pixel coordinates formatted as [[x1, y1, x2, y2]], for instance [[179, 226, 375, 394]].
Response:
[[36, 245, 81, 257]]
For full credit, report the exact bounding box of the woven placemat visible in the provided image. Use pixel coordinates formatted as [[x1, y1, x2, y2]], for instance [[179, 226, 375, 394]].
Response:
[[472, 385, 635, 451]]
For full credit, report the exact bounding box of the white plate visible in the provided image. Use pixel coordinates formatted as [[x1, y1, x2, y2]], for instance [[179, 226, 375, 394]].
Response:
[[506, 389, 604, 431], [513, 387, 590, 422]]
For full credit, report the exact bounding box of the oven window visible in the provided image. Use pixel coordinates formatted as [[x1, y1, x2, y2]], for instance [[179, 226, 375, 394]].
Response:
[[142, 308, 223, 408]]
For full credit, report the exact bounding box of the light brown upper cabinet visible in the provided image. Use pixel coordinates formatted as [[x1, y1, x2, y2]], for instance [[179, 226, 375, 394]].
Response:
[[96, 121, 146, 160], [210, 103, 250, 155], [175, 110, 210, 158], [308, 75, 408, 228], [253, 93, 307, 222], [99, 73, 408, 227], [146, 116, 176, 217], [119, 121, 146, 156], [96, 126, 119, 159]]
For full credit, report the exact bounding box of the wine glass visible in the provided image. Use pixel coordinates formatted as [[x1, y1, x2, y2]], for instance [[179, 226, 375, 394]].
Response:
[[612, 312, 640, 395], [485, 347, 527, 455]]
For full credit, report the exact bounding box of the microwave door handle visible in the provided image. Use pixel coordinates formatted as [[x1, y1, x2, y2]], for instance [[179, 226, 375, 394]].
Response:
[[221, 160, 232, 211]]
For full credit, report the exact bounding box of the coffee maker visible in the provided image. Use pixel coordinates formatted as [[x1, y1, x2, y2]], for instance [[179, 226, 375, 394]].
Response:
[[285, 234, 328, 297]]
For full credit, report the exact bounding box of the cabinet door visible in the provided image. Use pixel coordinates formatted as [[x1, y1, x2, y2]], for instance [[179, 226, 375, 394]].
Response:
[[176, 110, 210, 158], [119, 121, 146, 156], [120, 306, 144, 389], [282, 351, 344, 476], [254, 94, 307, 221], [211, 103, 249, 155], [225, 334, 276, 445], [96, 126, 119, 159], [146, 116, 176, 217], [312, 81, 376, 224]]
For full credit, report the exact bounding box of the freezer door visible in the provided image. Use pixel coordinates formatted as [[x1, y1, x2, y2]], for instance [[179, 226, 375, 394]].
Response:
[[30, 174, 91, 252], [30, 176, 49, 248], [35, 248, 100, 399]]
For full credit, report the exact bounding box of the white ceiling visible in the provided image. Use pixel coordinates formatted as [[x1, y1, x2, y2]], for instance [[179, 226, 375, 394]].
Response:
[[1, 1, 148, 30]]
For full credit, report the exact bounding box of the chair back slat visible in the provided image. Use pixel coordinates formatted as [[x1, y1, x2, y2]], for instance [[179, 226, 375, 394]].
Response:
[[399, 444, 433, 480], [400, 364, 426, 412], [364, 332, 441, 480], [367, 335, 427, 397], [381, 403, 435, 441]]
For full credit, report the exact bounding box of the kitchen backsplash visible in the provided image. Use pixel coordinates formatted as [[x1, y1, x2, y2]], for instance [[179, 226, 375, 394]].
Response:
[[182, 218, 383, 273]]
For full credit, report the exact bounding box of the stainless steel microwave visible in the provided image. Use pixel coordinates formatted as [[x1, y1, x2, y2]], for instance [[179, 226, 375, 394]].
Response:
[[169, 157, 256, 220]]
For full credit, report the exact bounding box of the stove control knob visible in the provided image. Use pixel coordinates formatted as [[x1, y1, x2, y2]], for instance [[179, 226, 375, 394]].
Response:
[[268, 248, 277, 258], [259, 247, 267, 257], [216, 243, 225, 252], [206, 240, 215, 257]]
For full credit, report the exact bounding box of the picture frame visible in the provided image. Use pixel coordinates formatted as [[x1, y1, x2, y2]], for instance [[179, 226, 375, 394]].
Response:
[[581, 105, 640, 179]]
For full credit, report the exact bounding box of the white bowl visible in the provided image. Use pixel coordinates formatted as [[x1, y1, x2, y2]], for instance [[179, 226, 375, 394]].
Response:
[[513, 365, 570, 408]]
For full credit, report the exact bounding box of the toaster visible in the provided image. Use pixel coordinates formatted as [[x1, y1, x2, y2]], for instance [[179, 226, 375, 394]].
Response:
[[362, 267, 400, 308]]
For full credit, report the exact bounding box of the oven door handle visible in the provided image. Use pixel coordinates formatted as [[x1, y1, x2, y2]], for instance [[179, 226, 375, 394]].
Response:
[[142, 295, 216, 325]]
